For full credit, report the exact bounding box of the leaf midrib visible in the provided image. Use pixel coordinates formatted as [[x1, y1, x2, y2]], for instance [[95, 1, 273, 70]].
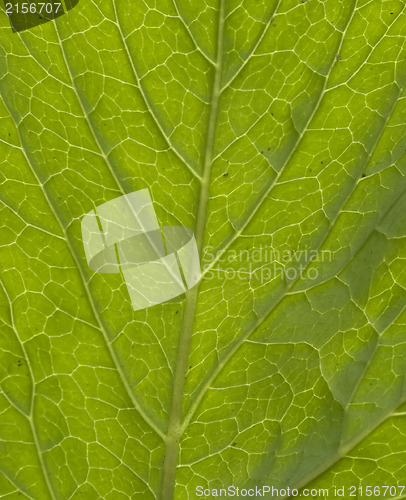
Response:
[[159, 0, 226, 498]]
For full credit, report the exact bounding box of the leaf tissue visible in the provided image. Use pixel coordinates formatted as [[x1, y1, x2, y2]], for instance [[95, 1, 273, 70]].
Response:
[[0, 0, 406, 498]]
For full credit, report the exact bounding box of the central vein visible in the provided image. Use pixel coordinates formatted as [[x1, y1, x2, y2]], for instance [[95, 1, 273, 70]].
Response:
[[159, 1, 226, 498]]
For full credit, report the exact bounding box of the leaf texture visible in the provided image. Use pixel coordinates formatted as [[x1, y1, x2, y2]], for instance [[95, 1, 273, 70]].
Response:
[[1, 0, 406, 498]]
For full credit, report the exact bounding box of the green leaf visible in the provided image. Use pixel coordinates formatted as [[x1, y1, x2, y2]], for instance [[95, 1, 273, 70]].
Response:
[[1, 0, 406, 499]]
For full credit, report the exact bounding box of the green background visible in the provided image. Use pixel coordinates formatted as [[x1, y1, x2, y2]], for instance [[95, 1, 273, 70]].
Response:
[[0, 0, 406, 498]]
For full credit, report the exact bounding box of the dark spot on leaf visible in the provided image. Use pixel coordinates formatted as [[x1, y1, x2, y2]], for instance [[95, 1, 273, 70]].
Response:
[[362, 173, 366, 178], [17, 360, 22, 367], [336, 54, 341, 61], [232, 442, 236, 446], [176, 310, 179, 314], [223, 173, 229, 177]]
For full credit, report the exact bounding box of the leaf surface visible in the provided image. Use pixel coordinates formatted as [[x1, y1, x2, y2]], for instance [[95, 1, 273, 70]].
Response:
[[1, 0, 406, 498]]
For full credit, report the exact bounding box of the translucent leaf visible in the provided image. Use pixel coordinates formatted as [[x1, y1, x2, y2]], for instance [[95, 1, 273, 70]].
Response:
[[0, 0, 406, 498]]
